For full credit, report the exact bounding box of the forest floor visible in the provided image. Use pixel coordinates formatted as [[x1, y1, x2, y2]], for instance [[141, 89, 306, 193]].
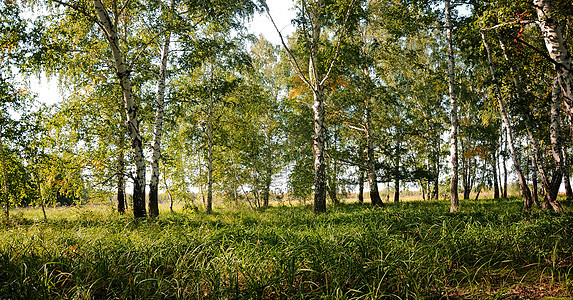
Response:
[[1, 197, 572, 299]]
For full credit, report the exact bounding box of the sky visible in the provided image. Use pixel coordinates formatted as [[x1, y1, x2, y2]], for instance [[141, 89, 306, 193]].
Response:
[[30, 0, 298, 106]]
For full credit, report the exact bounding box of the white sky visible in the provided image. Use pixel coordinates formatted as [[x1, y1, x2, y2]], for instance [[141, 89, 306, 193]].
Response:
[[31, 0, 297, 106]]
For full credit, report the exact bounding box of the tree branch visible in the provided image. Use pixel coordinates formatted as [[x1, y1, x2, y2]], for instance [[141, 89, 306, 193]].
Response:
[[319, 0, 356, 87], [263, 2, 312, 88]]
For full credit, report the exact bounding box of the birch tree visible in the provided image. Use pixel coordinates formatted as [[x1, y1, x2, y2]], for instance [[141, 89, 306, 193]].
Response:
[[266, 0, 359, 213], [445, 0, 459, 212]]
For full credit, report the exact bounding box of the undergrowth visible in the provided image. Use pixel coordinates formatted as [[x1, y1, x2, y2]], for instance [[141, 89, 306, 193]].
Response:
[[0, 198, 572, 299]]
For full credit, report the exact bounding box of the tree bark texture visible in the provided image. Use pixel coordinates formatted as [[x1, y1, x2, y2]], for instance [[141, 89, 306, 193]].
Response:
[[445, 0, 459, 212], [534, 0, 573, 131], [149, 28, 172, 218], [93, 0, 146, 218]]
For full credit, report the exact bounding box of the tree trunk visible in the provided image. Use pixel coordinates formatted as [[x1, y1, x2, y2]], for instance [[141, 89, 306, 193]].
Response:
[[93, 0, 146, 218], [117, 103, 126, 214], [500, 36, 562, 211], [563, 148, 573, 201], [117, 145, 126, 214], [394, 177, 400, 203], [493, 155, 499, 199], [503, 135, 508, 198], [366, 98, 382, 206], [312, 87, 328, 213], [149, 27, 172, 218], [358, 170, 364, 203], [262, 165, 272, 208], [531, 156, 539, 206], [206, 65, 214, 215], [445, 0, 459, 212], [394, 136, 400, 203], [481, 30, 533, 209], [1, 135, 9, 221], [432, 137, 440, 200], [534, 0, 573, 130]]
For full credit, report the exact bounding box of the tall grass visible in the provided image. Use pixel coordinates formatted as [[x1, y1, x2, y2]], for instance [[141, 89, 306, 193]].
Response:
[[1, 198, 572, 299]]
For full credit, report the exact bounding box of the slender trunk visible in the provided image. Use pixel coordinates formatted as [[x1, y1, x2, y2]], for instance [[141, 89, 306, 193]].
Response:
[[532, 156, 539, 206], [493, 155, 499, 199], [161, 164, 174, 212], [206, 65, 214, 215], [394, 136, 400, 203], [1, 135, 9, 221], [503, 135, 508, 198], [117, 147, 126, 214], [446, 0, 459, 212], [481, 31, 533, 209], [93, 0, 146, 218], [366, 99, 382, 206], [421, 179, 426, 201], [117, 107, 126, 214], [358, 170, 364, 203], [262, 165, 272, 208], [432, 136, 440, 200], [563, 148, 573, 201], [394, 177, 400, 203], [312, 87, 328, 213], [149, 28, 172, 218]]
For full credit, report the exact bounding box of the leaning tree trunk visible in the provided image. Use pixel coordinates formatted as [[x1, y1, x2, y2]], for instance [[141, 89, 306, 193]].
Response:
[[93, 0, 146, 218], [481, 30, 533, 209], [500, 36, 562, 212], [149, 28, 171, 218], [445, 0, 459, 212]]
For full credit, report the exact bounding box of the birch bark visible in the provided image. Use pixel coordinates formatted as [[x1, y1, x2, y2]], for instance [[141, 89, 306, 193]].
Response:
[[445, 0, 459, 212], [149, 28, 171, 218], [93, 0, 146, 218], [534, 0, 573, 122]]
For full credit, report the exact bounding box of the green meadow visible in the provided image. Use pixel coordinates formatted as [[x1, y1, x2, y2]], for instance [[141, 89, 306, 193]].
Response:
[[1, 198, 572, 299]]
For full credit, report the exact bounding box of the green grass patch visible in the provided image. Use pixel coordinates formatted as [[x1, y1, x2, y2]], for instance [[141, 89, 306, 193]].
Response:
[[1, 199, 572, 299]]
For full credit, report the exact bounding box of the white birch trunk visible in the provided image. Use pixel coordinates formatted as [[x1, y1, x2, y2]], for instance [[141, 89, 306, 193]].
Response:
[[93, 0, 146, 218], [445, 0, 459, 212], [534, 0, 573, 117], [149, 29, 171, 218]]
